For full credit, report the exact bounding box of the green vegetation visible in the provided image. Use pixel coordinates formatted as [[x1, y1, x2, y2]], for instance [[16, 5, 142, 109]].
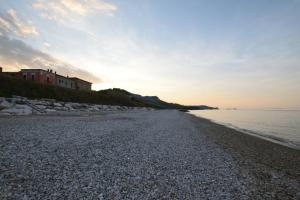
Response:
[[0, 75, 148, 107], [0, 75, 217, 110]]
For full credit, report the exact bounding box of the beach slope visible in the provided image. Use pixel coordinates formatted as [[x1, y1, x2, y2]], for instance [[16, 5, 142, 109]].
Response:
[[0, 110, 299, 199]]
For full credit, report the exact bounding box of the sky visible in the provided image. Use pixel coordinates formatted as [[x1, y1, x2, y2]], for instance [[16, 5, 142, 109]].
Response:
[[0, 0, 300, 109]]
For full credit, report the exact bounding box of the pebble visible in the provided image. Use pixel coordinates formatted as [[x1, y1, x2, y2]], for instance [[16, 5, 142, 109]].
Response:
[[0, 110, 256, 199]]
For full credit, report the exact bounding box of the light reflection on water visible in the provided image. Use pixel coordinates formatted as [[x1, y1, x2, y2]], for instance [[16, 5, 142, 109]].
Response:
[[190, 109, 300, 149]]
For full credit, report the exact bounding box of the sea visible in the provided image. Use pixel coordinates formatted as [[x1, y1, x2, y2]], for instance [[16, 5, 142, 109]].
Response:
[[190, 109, 300, 150]]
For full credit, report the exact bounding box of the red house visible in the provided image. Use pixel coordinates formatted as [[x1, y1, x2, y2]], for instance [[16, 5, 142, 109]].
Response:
[[21, 69, 56, 85], [0, 67, 92, 91]]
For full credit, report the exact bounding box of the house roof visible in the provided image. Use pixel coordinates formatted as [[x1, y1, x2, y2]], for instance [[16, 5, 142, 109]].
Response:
[[20, 68, 92, 84], [21, 69, 46, 72], [69, 77, 92, 84], [55, 73, 71, 79]]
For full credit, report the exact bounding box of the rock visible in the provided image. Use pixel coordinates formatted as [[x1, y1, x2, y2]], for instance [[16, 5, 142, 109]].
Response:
[[65, 104, 75, 111], [65, 103, 73, 108], [53, 103, 63, 107], [31, 100, 50, 106], [88, 106, 99, 112], [35, 105, 47, 110], [0, 99, 13, 110], [101, 105, 108, 110], [69, 103, 83, 109], [1, 105, 32, 115], [54, 106, 69, 111], [93, 106, 101, 111]]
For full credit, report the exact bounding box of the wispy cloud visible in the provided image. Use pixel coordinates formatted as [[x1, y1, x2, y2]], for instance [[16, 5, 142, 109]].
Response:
[[0, 9, 39, 38], [33, 0, 117, 23], [0, 35, 101, 83]]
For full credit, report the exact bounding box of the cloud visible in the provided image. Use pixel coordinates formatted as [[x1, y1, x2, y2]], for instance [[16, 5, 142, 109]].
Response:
[[0, 35, 101, 83], [33, 0, 117, 23], [0, 9, 39, 37], [43, 42, 51, 47]]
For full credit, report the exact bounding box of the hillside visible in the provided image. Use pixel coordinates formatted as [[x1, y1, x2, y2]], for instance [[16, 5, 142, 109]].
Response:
[[0, 75, 217, 110]]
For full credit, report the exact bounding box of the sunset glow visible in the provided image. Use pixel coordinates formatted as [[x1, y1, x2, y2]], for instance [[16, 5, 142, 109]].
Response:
[[1, 0, 300, 109]]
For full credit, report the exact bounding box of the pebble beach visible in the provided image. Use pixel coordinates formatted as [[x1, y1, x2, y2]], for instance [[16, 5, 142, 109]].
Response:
[[0, 110, 299, 199]]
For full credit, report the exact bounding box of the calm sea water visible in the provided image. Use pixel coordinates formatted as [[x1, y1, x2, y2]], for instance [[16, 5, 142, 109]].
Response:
[[190, 109, 300, 149]]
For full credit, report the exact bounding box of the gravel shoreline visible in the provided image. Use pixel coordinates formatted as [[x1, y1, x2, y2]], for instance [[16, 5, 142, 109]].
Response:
[[187, 113, 300, 199], [1, 110, 299, 199]]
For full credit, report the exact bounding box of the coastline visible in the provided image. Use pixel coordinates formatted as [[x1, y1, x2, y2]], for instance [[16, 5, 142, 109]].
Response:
[[189, 111, 300, 151], [187, 112, 300, 179]]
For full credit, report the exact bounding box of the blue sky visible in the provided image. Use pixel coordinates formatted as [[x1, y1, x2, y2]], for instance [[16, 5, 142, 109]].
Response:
[[0, 0, 300, 108]]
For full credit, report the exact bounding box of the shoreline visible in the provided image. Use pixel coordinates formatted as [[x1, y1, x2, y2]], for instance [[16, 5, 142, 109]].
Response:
[[189, 112, 300, 151], [186, 112, 300, 179]]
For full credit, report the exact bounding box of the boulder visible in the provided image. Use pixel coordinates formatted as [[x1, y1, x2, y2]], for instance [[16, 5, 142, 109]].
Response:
[[69, 103, 82, 109], [101, 105, 108, 110], [65, 103, 75, 111], [54, 106, 69, 111], [35, 105, 47, 110], [31, 100, 50, 106], [0, 99, 13, 110], [53, 103, 63, 107], [88, 106, 99, 112], [1, 105, 33, 115]]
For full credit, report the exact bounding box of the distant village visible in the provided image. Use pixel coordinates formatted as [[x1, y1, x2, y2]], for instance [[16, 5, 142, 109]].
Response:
[[0, 67, 92, 91]]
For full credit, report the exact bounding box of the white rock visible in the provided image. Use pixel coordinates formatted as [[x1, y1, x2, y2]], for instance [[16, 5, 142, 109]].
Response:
[[0, 99, 13, 109], [95, 106, 102, 110], [65, 103, 73, 108], [1, 105, 32, 115], [89, 106, 99, 111], [101, 105, 108, 109], [31, 100, 49, 106], [54, 106, 68, 111], [35, 105, 47, 110], [53, 103, 62, 107]]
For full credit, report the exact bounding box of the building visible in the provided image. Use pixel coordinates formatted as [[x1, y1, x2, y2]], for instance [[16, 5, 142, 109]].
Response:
[[56, 74, 75, 89], [20, 69, 56, 86], [0, 67, 92, 91], [70, 77, 92, 91]]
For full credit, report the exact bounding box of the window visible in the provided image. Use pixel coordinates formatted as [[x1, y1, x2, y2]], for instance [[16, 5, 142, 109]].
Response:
[[23, 75, 26, 80], [47, 77, 50, 83], [31, 74, 35, 81]]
